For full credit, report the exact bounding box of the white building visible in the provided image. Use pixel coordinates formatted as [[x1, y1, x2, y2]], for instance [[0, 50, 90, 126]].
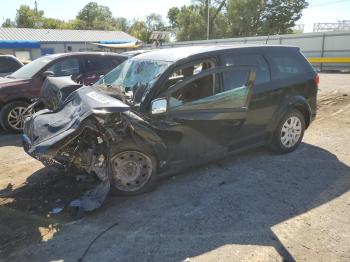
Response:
[[0, 28, 139, 62]]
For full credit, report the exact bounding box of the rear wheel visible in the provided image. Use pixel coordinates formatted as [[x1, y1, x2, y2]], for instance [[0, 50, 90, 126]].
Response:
[[110, 146, 157, 196], [0, 101, 33, 133], [270, 109, 305, 153]]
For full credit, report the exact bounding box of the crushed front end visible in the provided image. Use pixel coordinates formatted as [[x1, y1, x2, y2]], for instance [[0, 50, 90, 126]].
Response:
[[22, 84, 131, 211]]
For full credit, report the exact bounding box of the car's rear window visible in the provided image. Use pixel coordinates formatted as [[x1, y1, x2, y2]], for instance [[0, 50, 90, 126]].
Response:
[[0, 57, 21, 73]]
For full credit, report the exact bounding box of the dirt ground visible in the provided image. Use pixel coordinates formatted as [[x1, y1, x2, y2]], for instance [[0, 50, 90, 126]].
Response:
[[0, 73, 349, 262]]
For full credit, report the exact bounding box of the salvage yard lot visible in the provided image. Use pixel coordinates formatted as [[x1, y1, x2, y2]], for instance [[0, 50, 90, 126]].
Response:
[[1, 73, 349, 262]]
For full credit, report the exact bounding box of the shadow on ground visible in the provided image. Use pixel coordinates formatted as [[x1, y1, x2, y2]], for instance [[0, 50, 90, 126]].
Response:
[[0, 166, 98, 256], [1, 143, 350, 261], [0, 131, 22, 147]]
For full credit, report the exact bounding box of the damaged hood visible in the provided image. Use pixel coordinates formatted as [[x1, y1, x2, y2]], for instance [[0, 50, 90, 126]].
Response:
[[23, 85, 129, 157]]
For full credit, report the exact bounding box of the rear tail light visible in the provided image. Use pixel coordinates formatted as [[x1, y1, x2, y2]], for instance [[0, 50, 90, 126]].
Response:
[[314, 74, 320, 86]]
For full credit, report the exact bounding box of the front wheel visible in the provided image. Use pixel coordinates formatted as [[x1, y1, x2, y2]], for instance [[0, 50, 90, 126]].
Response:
[[110, 148, 157, 196], [270, 109, 305, 153]]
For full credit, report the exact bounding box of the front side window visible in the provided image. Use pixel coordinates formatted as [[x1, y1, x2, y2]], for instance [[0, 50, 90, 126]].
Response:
[[164, 59, 216, 91], [95, 58, 171, 104], [48, 58, 80, 77]]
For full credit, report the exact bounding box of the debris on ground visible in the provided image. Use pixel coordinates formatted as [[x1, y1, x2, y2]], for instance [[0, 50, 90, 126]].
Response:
[[69, 180, 110, 212]]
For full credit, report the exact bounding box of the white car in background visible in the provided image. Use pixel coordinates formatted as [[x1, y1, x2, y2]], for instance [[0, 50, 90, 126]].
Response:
[[0, 55, 24, 77]]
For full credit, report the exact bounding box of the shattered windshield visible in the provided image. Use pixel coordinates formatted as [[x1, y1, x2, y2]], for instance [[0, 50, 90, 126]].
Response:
[[95, 58, 171, 104]]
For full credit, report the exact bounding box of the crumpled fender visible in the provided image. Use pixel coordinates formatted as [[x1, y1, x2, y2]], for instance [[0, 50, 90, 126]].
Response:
[[122, 111, 167, 165], [22, 86, 129, 159]]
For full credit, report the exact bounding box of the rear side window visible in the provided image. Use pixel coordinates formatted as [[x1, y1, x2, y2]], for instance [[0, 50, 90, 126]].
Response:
[[0, 57, 21, 73], [85, 57, 106, 72], [105, 57, 123, 69], [222, 54, 270, 86], [85, 56, 121, 72]]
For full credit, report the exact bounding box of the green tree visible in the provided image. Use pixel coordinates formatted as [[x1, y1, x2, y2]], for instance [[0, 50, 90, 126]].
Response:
[[175, 5, 206, 41], [226, 0, 265, 37], [2, 18, 16, 28], [112, 17, 129, 32], [128, 14, 165, 43], [129, 20, 149, 42], [259, 0, 308, 34], [145, 13, 165, 32], [15, 5, 44, 28], [42, 18, 65, 29], [168, 2, 229, 41], [76, 2, 114, 30], [169, 0, 308, 40], [167, 7, 180, 28]]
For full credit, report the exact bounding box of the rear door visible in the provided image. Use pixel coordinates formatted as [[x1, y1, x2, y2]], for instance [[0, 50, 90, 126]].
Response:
[[152, 66, 256, 168], [219, 51, 277, 145]]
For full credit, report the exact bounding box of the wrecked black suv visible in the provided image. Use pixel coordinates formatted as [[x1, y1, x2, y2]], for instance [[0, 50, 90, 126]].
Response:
[[22, 46, 318, 208]]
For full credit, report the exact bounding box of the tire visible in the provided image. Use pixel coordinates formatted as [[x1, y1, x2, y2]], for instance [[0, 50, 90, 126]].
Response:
[[109, 142, 158, 196], [0, 101, 31, 133], [270, 109, 305, 153]]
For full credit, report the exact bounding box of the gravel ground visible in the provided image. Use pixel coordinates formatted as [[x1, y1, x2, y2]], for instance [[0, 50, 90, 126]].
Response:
[[0, 73, 349, 262]]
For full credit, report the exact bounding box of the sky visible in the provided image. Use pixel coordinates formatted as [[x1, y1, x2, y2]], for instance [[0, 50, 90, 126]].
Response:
[[0, 0, 350, 33]]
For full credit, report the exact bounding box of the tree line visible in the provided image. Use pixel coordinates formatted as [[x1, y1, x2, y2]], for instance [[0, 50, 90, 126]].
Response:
[[2, 0, 308, 43]]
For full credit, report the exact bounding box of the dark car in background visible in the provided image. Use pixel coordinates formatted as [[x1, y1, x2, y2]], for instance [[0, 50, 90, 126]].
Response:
[[0, 52, 127, 132], [0, 55, 23, 77], [22, 45, 318, 202]]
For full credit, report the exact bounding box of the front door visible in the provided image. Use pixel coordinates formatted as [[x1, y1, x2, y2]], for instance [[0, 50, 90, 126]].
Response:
[[151, 66, 256, 169]]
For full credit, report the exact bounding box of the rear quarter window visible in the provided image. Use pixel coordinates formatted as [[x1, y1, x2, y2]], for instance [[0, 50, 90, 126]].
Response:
[[221, 53, 270, 89], [268, 49, 312, 80]]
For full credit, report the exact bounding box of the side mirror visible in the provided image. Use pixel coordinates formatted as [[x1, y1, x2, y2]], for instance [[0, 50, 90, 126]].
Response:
[[151, 98, 167, 115], [42, 71, 55, 78]]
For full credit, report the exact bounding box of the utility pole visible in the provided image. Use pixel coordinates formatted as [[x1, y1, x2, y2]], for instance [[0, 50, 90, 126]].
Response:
[[207, 0, 210, 40], [34, 0, 43, 28]]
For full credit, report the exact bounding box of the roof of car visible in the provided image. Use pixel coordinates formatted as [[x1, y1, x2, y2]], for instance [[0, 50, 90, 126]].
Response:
[[0, 54, 24, 64], [134, 45, 297, 62], [0, 54, 18, 58], [40, 52, 127, 60]]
